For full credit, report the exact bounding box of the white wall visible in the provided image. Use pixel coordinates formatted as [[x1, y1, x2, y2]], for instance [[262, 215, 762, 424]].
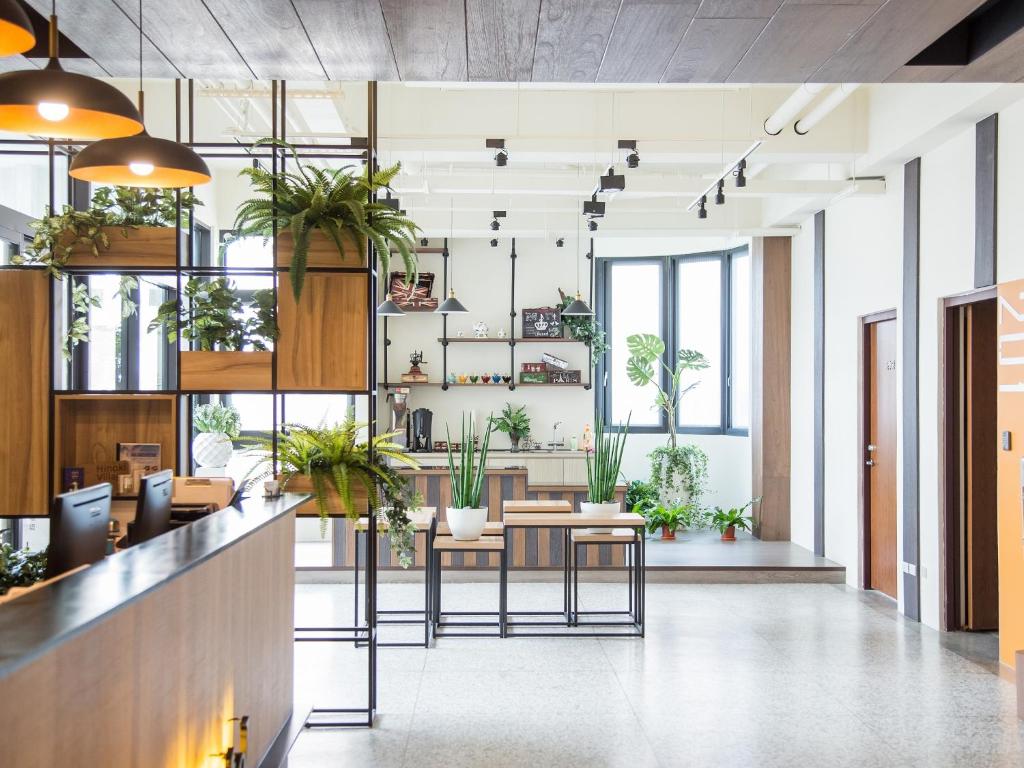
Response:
[[789, 223, 815, 553]]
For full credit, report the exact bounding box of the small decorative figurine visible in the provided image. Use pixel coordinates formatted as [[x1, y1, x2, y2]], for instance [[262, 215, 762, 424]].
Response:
[[457, 329, 465, 338], [497, 327, 507, 339], [401, 350, 428, 383], [473, 321, 489, 338], [582, 423, 593, 452]]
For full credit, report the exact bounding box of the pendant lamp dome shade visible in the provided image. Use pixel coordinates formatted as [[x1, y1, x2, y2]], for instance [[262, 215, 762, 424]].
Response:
[[70, 128, 211, 188], [436, 289, 468, 314], [376, 293, 406, 317], [561, 292, 593, 316], [0, 12, 143, 140], [0, 0, 35, 56]]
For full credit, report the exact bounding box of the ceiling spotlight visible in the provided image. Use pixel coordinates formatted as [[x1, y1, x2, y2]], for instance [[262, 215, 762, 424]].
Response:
[[697, 196, 707, 220], [490, 238, 498, 247], [419, 237, 429, 247], [715, 179, 725, 205], [487, 138, 507, 167], [734, 159, 747, 188], [490, 209, 506, 231], [599, 166, 625, 192], [618, 139, 639, 169], [583, 197, 606, 217], [588, 219, 598, 232], [556, 237, 564, 248], [490, 218, 500, 231]]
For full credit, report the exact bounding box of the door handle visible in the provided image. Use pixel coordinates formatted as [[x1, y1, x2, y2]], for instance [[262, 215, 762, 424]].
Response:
[[867, 444, 877, 452], [865, 459, 875, 467]]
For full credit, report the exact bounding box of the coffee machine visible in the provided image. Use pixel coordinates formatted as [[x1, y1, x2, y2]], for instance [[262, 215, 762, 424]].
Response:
[[387, 389, 410, 449], [411, 408, 433, 452]]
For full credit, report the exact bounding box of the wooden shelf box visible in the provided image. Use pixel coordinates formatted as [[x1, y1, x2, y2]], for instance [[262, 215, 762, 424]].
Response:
[[179, 350, 273, 391], [63, 226, 178, 269], [279, 474, 368, 518], [275, 229, 366, 269], [53, 394, 178, 497]]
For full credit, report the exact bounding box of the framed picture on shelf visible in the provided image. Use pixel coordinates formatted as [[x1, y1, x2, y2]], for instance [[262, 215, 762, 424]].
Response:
[[521, 307, 562, 338]]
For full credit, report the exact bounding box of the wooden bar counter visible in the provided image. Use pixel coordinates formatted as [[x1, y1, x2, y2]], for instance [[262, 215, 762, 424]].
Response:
[[0, 493, 307, 768]]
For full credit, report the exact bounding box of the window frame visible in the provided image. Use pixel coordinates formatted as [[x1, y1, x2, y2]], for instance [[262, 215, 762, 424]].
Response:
[[596, 245, 750, 437]]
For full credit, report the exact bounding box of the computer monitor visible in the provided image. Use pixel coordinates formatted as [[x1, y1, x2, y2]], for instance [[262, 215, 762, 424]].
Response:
[[131, 469, 174, 545], [45, 483, 112, 579]]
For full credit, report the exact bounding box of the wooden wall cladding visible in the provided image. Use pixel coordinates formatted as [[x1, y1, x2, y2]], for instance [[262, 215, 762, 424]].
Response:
[[322, 470, 627, 571], [0, 510, 294, 768], [53, 394, 177, 497], [63, 226, 178, 269], [751, 236, 792, 541], [275, 230, 366, 269], [179, 351, 273, 392], [276, 271, 368, 391], [0, 270, 49, 516]]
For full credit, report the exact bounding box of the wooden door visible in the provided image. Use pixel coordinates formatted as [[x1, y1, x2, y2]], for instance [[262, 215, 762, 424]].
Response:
[[866, 318, 898, 598], [964, 301, 999, 629]]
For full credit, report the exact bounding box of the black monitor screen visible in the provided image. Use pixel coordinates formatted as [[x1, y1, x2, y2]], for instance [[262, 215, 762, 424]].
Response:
[[132, 469, 174, 545], [46, 483, 112, 579]]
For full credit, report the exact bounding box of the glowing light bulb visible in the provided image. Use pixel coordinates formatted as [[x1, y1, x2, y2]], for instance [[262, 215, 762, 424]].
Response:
[[129, 161, 155, 177], [37, 102, 69, 122]]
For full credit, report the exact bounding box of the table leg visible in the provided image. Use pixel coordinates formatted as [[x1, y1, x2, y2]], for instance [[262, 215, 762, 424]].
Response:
[[353, 527, 360, 627]]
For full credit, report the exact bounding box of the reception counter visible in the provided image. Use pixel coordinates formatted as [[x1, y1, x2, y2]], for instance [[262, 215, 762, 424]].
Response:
[[0, 493, 306, 768]]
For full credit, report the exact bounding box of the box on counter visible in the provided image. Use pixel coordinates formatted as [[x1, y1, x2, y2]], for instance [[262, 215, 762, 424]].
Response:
[[521, 362, 546, 373], [541, 352, 569, 370], [519, 371, 549, 384], [548, 369, 581, 384]]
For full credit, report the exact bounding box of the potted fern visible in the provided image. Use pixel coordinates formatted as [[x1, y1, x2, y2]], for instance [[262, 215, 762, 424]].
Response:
[[233, 138, 420, 302], [581, 413, 629, 525], [491, 402, 530, 451], [445, 413, 493, 540]]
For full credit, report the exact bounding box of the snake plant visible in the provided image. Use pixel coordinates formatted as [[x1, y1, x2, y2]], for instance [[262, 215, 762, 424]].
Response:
[[446, 414, 493, 509], [586, 412, 629, 504]]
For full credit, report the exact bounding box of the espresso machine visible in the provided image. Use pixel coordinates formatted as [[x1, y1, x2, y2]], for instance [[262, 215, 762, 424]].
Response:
[[411, 408, 433, 452], [387, 389, 410, 449]]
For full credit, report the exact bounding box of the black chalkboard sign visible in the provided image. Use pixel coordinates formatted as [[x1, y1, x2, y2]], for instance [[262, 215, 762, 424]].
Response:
[[521, 307, 562, 338], [548, 369, 581, 384]]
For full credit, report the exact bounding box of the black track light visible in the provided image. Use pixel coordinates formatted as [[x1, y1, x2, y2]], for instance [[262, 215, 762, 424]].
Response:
[[715, 179, 725, 205], [487, 138, 507, 167], [490, 238, 498, 247], [697, 196, 708, 219], [420, 237, 429, 247], [626, 150, 639, 169], [556, 237, 564, 248], [588, 219, 598, 232], [490, 218, 500, 231], [599, 166, 625, 192], [734, 158, 747, 188], [490, 210, 506, 231], [382, 191, 400, 211]]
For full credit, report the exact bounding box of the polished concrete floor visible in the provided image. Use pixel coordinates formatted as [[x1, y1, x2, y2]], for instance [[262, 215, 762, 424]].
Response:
[[290, 581, 1023, 767]]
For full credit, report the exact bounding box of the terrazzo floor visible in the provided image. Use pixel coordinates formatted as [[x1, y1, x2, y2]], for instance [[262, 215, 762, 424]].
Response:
[[289, 581, 1024, 767]]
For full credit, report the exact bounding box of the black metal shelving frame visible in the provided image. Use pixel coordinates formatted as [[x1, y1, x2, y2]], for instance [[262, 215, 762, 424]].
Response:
[[380, 237, 596, 391], [0, 79, 382, 728]]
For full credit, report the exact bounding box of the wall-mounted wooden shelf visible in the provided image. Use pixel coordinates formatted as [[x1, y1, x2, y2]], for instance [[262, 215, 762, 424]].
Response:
[[437, 337, 583, 344], [380, 382, 587, 389], [63, 226, 178, 269]]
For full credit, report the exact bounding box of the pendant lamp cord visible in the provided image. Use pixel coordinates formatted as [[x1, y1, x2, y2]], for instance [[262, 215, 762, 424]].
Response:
[[576, 214, 581, 295], [138, 0, 144, 116]]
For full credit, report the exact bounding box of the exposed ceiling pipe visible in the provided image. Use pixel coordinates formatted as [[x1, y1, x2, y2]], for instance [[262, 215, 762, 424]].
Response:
[[794, 84, 860, 135], [763, 83, 827, 136]]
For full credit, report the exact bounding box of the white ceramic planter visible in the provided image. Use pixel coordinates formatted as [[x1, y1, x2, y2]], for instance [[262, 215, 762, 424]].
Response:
[[446, 506, 488, 541], [192, 431, 233, 468], [579, 500, 620, 533]]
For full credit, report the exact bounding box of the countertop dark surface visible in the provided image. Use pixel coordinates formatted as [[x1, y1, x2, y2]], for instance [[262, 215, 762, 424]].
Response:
[[0, 493, 307, 680]]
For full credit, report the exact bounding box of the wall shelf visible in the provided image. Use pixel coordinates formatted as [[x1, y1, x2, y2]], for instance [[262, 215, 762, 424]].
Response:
[[436, 337, 583, 344]]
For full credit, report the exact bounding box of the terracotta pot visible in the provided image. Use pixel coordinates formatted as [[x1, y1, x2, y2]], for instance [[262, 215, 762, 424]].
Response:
[[661, 525, 676, 541], [721, 525, 737, 541]]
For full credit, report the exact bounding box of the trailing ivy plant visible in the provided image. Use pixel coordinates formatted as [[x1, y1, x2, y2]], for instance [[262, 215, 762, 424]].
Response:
[[149, 277, 277, 351], [64, 281, 101, 360], [233, 138, 420, 302], [16, 206, 112, 278], [649, 444, 709, 507], [557, 288, 609, 358], [91, 185, 201, 228]]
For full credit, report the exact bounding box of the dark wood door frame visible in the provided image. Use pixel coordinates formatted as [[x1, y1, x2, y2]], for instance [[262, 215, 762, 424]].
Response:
[[859, 308, 897, 591], [939, 285, 998, 631]]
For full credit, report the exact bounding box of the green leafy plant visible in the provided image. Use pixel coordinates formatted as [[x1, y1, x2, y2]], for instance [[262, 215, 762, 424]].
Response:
[[649, 444, 709, 505], [149, 277, 277, 351], [491, 403, 530, 449], [247, 414, 418, 541], [625, 333, 709, 448], [711, 499, 758, 535], [558, 288, 609, 358], [234, 138, 420, 302], [373, 461, 423, 568], [90, 185, 201, 227], [625, 479, 659, 515], [0, 543, 48, 596], [586, 412, 629, 504], [193, 402, 241, 439], [63, 281, 101, 360], [643, 502, 695, 536], [446, 414, 493, 509]]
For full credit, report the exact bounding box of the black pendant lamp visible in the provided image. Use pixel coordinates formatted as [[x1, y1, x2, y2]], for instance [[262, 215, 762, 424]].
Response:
[[562, 220, 593, 317], [0, 0, 34, 56], [436, 204, 468, 314], [437, 288, 468, 314], [69, 0, 210, 189], [0, 3, 143, 139], [376, 292, 405, 317]]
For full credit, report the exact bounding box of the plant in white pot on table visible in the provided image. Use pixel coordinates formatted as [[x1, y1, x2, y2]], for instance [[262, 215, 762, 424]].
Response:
[[192, 402, 241, 469], [445, 413, 493, 541], [581, 413, 629, 527]]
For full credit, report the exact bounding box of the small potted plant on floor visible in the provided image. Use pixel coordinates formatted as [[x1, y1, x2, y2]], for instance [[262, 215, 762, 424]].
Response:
[[712, 499, 757, 541], [643, 502, 694, 541], [492, 402, 530, 452], [581, 412, 629, 525], [625, 479, 659, 515], [191, 402, 241, 470], [445, 413, 493, 540]]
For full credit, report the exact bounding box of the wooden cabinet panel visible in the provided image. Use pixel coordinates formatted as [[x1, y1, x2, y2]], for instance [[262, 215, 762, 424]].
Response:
[[0, 270, 49, 515], [275, 229, 366, 269], [277, 271, 368, 391], [180, 350, 272, 391], [63, 226, 177, 269]]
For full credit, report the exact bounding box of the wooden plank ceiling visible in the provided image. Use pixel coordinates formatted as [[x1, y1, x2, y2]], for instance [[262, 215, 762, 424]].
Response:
[[28, 0, 1024, 83]]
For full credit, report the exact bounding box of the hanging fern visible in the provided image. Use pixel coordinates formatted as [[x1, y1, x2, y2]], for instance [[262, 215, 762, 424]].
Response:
[[233, 138, 420, 302]]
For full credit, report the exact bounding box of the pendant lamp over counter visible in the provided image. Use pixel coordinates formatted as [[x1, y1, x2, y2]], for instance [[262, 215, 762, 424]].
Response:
[[0, 4, 143, 140], [69, 0, 210, 189], [0, 0, 34, 56]]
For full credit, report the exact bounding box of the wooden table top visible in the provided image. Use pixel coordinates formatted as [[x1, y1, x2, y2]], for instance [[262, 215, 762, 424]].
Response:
[[356, 507, 436, 531], [502, 499, 572, 513], [436, 521, 504, 537], [433, 535, 506, 552], [502, 512, 644, 529]]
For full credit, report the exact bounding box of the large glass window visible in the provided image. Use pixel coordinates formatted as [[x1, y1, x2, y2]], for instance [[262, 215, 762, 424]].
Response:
[[598, 246, 750, 435]]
